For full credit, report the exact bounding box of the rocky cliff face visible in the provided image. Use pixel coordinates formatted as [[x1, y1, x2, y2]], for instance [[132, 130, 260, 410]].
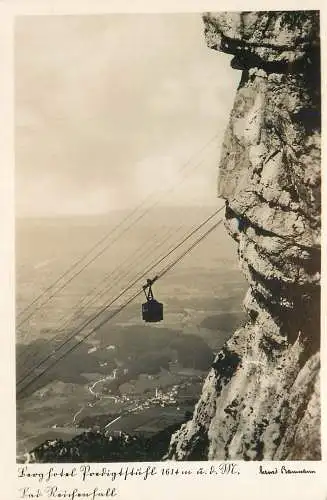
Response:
[[166, 11, 321, 461]]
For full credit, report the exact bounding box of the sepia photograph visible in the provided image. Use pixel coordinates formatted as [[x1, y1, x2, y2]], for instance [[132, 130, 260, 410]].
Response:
[[15, 10, 321, 464]]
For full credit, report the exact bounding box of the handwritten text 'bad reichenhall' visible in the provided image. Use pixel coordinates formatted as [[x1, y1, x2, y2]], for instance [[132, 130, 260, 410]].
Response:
[[18, 464, 240, 498]]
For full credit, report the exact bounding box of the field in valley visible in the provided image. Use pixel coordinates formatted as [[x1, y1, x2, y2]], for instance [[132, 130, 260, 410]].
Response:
[[16, 206, 247, 459]]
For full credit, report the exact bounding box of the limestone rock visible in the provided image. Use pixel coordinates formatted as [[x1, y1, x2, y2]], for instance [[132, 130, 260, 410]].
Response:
[[166, 11, 320, 461]]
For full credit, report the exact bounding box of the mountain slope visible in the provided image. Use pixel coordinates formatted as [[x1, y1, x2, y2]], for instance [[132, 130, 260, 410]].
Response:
[[166, 11, 321, 461]]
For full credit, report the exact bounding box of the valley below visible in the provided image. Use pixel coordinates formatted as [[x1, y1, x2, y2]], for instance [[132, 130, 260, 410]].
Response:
[[16, 208, 247, 461]]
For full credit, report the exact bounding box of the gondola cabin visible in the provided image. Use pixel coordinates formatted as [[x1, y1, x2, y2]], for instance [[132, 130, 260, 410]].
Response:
[[142, 277, 163, 323], [142, 299, 163, 322]]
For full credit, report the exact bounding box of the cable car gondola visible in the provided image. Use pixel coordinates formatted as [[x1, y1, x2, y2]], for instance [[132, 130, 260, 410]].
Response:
[[142, 277, 163, 322]]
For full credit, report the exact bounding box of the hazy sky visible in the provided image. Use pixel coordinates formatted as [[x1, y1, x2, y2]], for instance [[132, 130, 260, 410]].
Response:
[[15, 14, 240, 216]]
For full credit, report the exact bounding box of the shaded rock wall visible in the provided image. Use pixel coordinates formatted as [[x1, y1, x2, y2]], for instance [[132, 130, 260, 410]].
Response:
[[166, 11, 321, 461]]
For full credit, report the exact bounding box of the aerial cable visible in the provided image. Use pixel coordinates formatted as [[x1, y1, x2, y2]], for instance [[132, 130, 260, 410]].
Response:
[[18, 220, 190, 374], [66, 224, 178, 320], [157, 219, 221, 279], [18, 202, 207, 368], [17, 206, 224, 393], [17, 198, 149, 319], [17, 206, 223, 386], [17, 224, 171, 351], [56, 202, 214, 332], [17, 212, 223, 397], [17, 214, 193, 366], [17, 223, 180, 370], [17, 203, 178, 328], [17, 133, 218, 327]]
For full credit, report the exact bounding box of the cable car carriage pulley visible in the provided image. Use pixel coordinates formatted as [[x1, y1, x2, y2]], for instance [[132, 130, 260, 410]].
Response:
[[142, 276, 163, 322]]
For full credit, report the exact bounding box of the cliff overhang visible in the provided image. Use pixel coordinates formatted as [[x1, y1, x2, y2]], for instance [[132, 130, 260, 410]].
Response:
[[166, 10, 321, 461]]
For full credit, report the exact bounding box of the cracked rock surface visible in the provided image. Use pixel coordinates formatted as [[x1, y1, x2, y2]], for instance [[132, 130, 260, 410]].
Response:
[[166, 11, 320, 461]]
